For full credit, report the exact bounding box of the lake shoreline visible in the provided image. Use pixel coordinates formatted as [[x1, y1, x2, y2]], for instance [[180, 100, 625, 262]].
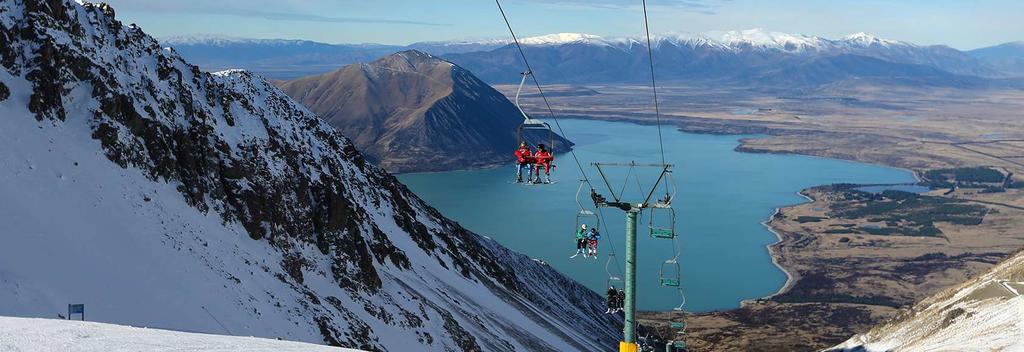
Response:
[[542, 116, 930, 304], [759, 194, 807, 300], [403, 117, 922, 313]]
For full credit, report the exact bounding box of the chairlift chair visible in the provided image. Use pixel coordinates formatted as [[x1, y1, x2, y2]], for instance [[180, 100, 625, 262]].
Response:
[[577, 209, 599, 232], [607, 275, 623, 289], [660, 259, 681, 287], [575, 180, 601, 230], [649, 206, 676, 239], [514, 70, 554, 148], [648, 170, 677, 238], [605, 252, 623, 288]]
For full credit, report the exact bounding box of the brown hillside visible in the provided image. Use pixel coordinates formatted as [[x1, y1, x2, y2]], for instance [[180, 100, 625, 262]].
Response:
[[279, 50, 570, 172]]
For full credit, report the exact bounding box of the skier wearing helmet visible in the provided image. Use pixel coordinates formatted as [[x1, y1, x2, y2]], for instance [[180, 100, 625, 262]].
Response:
[[571, 224, 588, 258]]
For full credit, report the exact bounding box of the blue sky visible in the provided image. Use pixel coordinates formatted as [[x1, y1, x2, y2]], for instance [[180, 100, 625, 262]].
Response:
[[102, 0, 1023, 50]]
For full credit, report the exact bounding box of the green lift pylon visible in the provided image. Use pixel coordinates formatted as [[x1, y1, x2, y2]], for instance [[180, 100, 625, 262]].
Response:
[[623, 208, 639, 347], [592, 162, 674, 352]]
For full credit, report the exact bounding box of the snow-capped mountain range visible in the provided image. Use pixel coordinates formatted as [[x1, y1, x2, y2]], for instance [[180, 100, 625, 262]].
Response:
[[163, 29, 915, 53], [443, 30, 1002, 84], [0, 1, 619, 351], [163, 30, 1021, 84], [444, 30, 913, 53]]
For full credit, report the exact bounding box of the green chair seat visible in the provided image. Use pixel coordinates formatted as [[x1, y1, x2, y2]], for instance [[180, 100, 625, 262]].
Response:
[[661, 278, 680, 287], [650, 228, 675, 239]]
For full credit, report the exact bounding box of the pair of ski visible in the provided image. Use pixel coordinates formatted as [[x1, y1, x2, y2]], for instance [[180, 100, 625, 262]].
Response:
[[569, 253, 599, 259], [515, 179, 556, 185]]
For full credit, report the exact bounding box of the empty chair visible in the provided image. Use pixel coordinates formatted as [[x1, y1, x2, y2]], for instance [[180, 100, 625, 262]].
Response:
[[660, 259, 681, 287], [649, 206, 676, 239]]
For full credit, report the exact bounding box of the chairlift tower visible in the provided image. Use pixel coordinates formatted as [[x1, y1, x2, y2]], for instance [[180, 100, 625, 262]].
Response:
[[591, 162, 675, 352]]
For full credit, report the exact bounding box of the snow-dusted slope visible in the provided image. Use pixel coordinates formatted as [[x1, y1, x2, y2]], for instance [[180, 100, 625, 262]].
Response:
[[829, 251, 1024, 352], [0, 1, 619, 351], [0, 316, 361, 352]]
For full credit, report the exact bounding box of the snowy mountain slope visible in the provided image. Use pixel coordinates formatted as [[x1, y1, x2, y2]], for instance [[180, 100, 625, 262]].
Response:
[[829, 251, 1024, 351], [0, 1, 620, 351], [0, 316, 361, 352]]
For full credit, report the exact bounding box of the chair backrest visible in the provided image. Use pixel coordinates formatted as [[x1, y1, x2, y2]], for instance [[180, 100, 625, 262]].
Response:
[[660, 260, 681, 287], [648, 206, 676, 239], [517, 123, 554, 150]]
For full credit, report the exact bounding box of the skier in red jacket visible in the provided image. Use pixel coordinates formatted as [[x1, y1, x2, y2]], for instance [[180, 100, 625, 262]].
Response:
[[514, 142, 534, 183], [532, 144, 554, 184]]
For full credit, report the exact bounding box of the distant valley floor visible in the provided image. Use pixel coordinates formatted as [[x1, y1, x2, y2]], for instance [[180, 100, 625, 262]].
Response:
[[500, 83, 1024, 351]]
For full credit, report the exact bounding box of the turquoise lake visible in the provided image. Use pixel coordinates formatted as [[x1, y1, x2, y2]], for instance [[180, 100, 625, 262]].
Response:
[[398, 119, 916, 312]]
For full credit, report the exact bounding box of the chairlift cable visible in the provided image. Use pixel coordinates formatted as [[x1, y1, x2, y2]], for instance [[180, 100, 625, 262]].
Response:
[[597, 206, 623, 278], [641, 0, 670, 198], [495, 0, 595, 191]]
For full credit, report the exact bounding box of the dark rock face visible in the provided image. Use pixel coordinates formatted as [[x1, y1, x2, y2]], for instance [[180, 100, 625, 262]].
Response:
[[0, 1, 619, 350]]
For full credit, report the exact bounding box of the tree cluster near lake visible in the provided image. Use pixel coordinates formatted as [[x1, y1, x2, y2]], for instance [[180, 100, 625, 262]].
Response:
[[923, 166, 1008, 190], [826, 188, 988, 237]]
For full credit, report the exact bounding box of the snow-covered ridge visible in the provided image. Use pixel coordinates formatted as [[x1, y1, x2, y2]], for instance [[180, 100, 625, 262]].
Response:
[[520, 32, 605, 45], [0, 1, 620, 351], [0, 317, 361, 352], [436, 29, 915, 52], [160, 29, 915, 52], [843, 31, 906, 47], [830, 251, 1024, 351]]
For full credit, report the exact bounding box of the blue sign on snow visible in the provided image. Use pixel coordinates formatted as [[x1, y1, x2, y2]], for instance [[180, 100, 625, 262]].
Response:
[[68, 304, 84, 314]]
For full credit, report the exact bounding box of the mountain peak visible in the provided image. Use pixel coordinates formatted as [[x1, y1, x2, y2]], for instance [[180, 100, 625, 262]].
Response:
[[520, 32, 603, 45], [386, 49, 441, 62], [711, 28, 828, 52], [842, 32, 904, 47], [365, 49, 453, 74]]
